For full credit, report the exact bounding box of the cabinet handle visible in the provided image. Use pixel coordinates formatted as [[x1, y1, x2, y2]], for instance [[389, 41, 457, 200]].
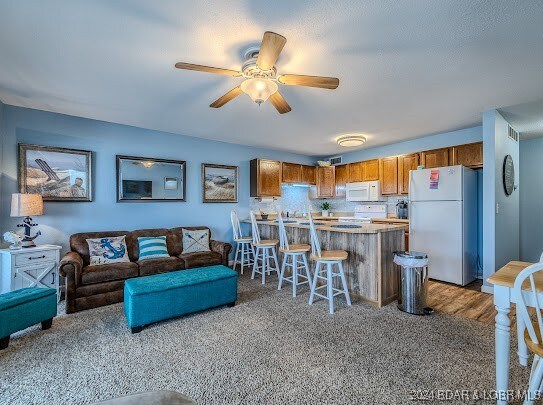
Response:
[[28, 255, 46, 260], [52, 273, 56, 284]]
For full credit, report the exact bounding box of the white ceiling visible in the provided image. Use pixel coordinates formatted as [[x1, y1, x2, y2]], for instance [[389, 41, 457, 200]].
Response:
[[500, 99, 543, 139], [1, 1, 543, 156]]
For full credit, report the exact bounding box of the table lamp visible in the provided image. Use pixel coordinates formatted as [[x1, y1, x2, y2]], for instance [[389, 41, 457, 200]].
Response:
[[10, 193, 43, 248]]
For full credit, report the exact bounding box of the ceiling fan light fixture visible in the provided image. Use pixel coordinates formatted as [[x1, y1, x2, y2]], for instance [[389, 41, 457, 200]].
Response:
[[337, 135, 367, 147], [240, 78, 278, 105]]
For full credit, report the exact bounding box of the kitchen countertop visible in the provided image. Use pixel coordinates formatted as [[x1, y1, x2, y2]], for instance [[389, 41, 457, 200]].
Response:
[[370, 218, 409, 224], [242, 219, 407, 234]]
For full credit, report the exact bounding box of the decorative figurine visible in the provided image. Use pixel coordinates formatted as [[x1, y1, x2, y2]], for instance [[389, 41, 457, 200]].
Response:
[[3, 231, 23, 250]]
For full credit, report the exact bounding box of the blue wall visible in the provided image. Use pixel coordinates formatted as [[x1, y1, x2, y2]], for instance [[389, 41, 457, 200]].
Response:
[[520, 137, 543, 262], [0, 105, 314, 253]]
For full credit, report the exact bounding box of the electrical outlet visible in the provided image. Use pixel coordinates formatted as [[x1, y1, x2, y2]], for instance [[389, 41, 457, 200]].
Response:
[[496, 203, 499, 214]]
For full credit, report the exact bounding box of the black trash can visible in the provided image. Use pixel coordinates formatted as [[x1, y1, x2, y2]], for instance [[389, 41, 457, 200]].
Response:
[[394, 251, 432, 315]]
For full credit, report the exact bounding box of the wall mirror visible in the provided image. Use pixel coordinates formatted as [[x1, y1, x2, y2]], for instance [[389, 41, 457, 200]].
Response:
[[116, 155, 186, 202]]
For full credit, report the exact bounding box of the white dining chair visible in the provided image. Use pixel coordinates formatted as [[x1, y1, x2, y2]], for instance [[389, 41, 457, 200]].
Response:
[[230, 210, 254, 274], [249, 211, 279, 284], [307, 211, 351, 314], [276, 209, 312, 297], [513, 261, 543, 404]]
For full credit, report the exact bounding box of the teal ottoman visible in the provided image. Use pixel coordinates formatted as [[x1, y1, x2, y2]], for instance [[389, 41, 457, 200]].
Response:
[[124, 265, 238, 333], [0, 287, 57, 350]]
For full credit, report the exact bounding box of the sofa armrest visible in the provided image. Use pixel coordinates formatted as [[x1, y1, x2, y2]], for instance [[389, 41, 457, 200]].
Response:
[[210, 240, 232, 266], [59, 251, 83, 281]]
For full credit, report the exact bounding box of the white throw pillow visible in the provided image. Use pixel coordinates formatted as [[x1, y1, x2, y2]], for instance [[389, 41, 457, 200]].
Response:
[[87, 236, 130, 265], [182, 229, 210, 254]]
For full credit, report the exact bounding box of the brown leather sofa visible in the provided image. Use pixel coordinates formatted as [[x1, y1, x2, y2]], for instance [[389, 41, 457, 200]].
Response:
[[59, 227, 232, 314]]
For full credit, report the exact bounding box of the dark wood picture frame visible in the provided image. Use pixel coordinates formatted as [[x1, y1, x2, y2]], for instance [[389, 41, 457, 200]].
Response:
[[202, 163, 238, 203], [116, 155, 186, 202], [18, 143, 93, 202]]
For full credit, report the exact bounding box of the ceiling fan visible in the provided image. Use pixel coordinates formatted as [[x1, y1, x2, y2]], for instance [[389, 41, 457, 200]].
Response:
[[174, 31, 339, 114]]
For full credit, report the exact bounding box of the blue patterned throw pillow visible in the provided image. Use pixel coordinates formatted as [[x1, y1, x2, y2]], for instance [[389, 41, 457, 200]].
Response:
[[182, 229, 210, 253], [138, 236, 170, 260], [87, 236, 130, 266]]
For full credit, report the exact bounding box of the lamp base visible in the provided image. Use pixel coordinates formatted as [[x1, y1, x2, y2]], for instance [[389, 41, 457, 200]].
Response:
[[21, 240, 37, 248], [17, 216, 41, 248]]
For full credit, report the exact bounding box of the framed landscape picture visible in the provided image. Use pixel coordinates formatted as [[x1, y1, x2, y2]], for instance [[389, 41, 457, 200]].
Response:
[[202, 164, 238, 203], [18, 144, 92, 202]]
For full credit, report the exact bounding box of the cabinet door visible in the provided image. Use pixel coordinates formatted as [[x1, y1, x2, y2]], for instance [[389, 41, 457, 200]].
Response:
[[379, 157, 398, 195], [251, 159, 282, 197], [348, 162, 364, 182], [397, 153, 420, 194], [420, 148, 450, 169], [316, 166, 335, 198], [300, 165, 316, 184], [451, 142, 483, 168], [334, 164, 349, 197], [363, 159, 380, 181], [282, 162, 301, 183]]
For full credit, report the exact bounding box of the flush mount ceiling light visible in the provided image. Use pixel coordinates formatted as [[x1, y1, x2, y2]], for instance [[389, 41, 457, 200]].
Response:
[[174, 31, 339, 114], [337, 135, 367, 147]]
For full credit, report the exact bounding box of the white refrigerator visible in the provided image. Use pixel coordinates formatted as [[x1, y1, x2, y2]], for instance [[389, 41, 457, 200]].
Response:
[[409, 165, 477, 286]]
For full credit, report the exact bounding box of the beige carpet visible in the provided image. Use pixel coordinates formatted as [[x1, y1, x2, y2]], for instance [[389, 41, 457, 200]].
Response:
[[0, 273, 530, 404]]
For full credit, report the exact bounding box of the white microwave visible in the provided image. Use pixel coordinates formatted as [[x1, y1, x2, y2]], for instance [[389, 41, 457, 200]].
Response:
[[345, 181, 383, 202]]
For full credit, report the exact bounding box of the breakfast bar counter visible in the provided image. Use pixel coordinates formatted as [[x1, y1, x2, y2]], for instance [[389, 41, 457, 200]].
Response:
[[242, 219, 407, 306]]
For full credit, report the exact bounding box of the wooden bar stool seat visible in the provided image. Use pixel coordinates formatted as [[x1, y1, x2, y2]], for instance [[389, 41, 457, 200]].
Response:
[[250, 212, 280, 285], [306, 212, 351, 314], [230, 211, 255, 274], [276, 211, 312, 297]]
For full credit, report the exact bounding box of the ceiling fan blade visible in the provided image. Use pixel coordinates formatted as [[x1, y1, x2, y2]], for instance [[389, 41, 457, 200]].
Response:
[[175, 62, 241, 76], [210, 86, 243, 108], [269, 91, 291, 114], [256, 32, 287, 70], [278, 74, 339, 89]]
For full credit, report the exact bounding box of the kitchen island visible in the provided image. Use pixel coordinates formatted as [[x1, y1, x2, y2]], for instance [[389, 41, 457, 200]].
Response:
[[243, 219, 407, 307]]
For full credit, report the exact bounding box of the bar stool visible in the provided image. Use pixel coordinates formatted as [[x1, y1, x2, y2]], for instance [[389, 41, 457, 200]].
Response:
[[249, 211, 280, 284], [230, 210, 254, 274], [276, 211, 312, 297], [307, 211, 352, 314]]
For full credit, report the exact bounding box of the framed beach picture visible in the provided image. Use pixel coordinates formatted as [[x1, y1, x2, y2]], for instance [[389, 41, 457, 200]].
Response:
[[202, 164, 238, 203], [18, 144, 92, 202]]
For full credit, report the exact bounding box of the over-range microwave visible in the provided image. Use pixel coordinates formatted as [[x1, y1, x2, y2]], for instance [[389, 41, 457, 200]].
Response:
[[345, 181, 383, 202]]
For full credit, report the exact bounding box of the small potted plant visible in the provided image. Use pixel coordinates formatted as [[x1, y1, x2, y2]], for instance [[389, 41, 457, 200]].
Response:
[[320, 201, 331, 217]]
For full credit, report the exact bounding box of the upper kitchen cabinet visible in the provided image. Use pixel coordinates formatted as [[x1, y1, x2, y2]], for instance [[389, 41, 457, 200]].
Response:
[[348, 162, 364, 182], [397, 153, 420, 194], [420, 147, 450, 169], [300, 165, 316, 185], [250, 158, 282, 197], [379, 157, 398, 195], [316, 166, 335, 198], [282, 162, 301, 183], [334, 164, 349, 197], [451, 142, 483, 169], [363, 159, 380, 181]]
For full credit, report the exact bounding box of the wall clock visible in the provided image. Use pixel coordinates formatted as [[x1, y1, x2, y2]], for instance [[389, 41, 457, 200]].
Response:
[[503, 155, 514, 196]]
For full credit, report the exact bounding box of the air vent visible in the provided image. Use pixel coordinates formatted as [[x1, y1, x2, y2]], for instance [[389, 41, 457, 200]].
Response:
[[329, 155, 343, 165], [508, 125, 519, 142]]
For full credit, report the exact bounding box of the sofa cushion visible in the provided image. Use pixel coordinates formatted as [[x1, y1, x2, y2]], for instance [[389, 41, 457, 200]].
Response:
[[170, 227, 210, 255], [137, 257, 185, 277], [137, 236, 170, 260], [87, 235, 130, 265], [182, 228, 210, 253], [180, 251, 222, 269], [70, 231, 130, 266], [81, 262, 139, 285], [127, 229, 174, 262]]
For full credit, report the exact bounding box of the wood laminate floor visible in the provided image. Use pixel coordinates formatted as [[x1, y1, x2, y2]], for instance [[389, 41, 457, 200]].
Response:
[[427, 279, 512, 326]]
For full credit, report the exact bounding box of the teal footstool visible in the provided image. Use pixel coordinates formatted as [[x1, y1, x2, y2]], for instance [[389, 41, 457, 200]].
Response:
[[124, 265, 238, 333], [0, 287, 57, 350]]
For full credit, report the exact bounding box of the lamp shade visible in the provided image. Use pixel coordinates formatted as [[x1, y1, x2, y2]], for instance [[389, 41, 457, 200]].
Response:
[[10, 193, 44, 217]]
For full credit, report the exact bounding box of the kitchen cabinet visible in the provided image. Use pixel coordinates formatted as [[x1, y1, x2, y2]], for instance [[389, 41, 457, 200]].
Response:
[[250, 158, 282, 197], [334, 164, 349, 197], [348, 162, 364, 182], [379, 157, 398, 195], [363, 159, 380, 181], [420, 148, 450, 169], [300, 165, 316, 185], [316, 166, 335, 198], [282, 162, 301, 183], [451, 142, 483, 169], [397, 153, 420, 194]]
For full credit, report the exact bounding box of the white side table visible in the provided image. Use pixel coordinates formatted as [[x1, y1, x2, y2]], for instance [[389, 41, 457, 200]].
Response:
[[0, 244, 62, 301]]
